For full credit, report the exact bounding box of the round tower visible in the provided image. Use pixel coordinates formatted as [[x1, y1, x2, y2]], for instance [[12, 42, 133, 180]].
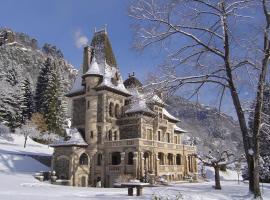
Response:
[[82, 56, 103, 147]]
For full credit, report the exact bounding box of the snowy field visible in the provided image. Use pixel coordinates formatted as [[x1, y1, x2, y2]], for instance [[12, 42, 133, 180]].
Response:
[[0, 134, 270, 200]]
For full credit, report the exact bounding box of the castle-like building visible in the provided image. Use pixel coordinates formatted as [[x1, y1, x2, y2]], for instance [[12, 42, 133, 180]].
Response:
[[51, 29, 197, 187]]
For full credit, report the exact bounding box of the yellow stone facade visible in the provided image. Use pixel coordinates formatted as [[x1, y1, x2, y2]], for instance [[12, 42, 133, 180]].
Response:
[[51, 29, 197, 187]]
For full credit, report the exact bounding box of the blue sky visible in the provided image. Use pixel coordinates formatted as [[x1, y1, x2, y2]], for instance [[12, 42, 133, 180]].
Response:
[[0, 0, 247, 117], [0, 0, 160, 81]]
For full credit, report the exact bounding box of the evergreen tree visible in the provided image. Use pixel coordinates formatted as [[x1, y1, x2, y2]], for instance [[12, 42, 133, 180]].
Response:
[[43, 61, 65, 135], [21, 79, 34, 124], [35, 58, 51, 113], [247, 83, 270, 182]]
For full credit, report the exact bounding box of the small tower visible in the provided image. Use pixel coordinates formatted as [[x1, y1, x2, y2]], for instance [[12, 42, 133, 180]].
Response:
[[82, 56, 103, 148]]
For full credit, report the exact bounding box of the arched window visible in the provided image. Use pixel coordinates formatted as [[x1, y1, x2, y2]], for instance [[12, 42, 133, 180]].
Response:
[[109, 102, 114, 117], [127, 152, 134, 165], [176, 154, 181, 165], [168, 154, 173, 165], [108, 130, 112, 141], [113, 131, 117, 141], [158, 152, 164, 165], [79, 153, 88, 165], [115, 104, 120, 118], [111, 152, 121, 165]]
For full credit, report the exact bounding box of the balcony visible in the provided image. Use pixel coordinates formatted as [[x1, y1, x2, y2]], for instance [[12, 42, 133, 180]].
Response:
[[104, 138, 196, 152], [158, 165, 184, 172]]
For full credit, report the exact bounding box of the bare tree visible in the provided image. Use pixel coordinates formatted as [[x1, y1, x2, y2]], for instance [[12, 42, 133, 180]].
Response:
[[196, 150, 236, 190], [129, 0, 270, 197]]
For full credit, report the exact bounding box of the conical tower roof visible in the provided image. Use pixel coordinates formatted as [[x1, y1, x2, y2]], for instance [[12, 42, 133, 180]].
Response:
[[91, 29, 117, 67]]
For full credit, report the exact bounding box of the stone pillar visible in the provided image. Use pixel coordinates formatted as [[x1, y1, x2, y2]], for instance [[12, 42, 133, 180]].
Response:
[[141, 152, 145, 177], [164, 153, 167, 165], [155, 153, 159, 176], [133, 152, 138, 178]]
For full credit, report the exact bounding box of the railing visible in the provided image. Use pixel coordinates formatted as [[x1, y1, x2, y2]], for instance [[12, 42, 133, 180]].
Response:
[[104, 138, 196, 152], [158, 165, 184, 172], [108, 165, 121, 172]]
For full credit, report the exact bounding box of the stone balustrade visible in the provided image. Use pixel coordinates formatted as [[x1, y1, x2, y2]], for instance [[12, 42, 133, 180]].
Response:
[[104, 138, 196, 152]]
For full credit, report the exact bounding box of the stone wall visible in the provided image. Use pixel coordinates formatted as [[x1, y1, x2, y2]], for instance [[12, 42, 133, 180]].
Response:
[[72, 97, 85, 126]]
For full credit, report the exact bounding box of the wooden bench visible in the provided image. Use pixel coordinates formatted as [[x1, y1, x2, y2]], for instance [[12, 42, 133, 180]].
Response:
[[120, 182, 149, 196]]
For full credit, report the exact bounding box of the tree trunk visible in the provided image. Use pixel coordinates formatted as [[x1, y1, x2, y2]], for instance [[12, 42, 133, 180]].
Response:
[[220, 2, 253, 192], [24, 136, 27, 148], [214, 166, 221, 190]]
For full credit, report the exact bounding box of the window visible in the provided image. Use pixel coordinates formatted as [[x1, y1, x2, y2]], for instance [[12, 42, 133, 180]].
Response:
[[115, 104, 120, 118], [168, 154, 173, 165], [87, 101, 90, 109], [158, 153, 164, 165], [97, 154, 102, 166], [113, 131, 117, 141], [127, 152, 134, 165], [111, 152, 121, 165], [158, 131, 161, 141], [90, 131, 94, 139], [108, 130, 112, 141], [176, 154, 181, 165], [87, 86, 90, 92], [109, 102, 114, 117], [79, 153, 88, 165]]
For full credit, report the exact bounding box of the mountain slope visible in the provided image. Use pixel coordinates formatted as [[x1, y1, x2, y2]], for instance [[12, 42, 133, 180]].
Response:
[[167, 96, 243, 155], [0, 28, 77, 123]]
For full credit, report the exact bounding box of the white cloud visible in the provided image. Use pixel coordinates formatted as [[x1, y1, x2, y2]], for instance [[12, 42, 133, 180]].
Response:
[[74, 29, 88, 48]]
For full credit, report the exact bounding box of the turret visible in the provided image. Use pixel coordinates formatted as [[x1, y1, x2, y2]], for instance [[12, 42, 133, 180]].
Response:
[[82, 56, 103, 147]]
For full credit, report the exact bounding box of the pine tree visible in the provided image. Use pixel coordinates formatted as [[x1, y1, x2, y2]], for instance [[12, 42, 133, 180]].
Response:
[[21, 79, 34, 124], [247, 83, 270, 182], [35, 58, 51, 113], [43, 61, 65, 136]]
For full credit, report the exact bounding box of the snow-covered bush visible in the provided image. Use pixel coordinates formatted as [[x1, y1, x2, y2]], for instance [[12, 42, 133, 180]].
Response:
[[0, 122, 13, 141], [0, 122, 9, 135]]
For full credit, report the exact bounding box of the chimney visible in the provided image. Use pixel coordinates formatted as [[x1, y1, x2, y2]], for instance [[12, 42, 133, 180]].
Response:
[[82, 45, 93, 74]]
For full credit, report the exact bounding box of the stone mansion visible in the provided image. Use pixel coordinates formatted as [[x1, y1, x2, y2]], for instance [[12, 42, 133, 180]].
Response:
[[51, 29, 198, 187]]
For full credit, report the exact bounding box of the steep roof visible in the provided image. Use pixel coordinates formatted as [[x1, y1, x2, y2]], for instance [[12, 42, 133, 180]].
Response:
[[50, 128, 88, 147], [95, 61, 130, 96], [66, 69, 84, 97], [90, 29, 117, 67], [163, 108, 180, 122]]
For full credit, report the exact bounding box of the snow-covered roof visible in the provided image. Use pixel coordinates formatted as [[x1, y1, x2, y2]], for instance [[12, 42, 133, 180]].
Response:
[[149, 95, 165, 105], [50, 128, 88, 147], [66, 69, 84, 96], [163, 108, 180, 122], [174, 125, 187, 133], [125, 99, 155, 115], [82, 56, 103, 77], [96, 61, 130, 96], [125, 87, 155, 115]]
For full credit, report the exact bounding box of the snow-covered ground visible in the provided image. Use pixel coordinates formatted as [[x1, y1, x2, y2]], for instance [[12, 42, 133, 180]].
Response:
[[0, 134, 270, 200], [0, 134, 52, 173]]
